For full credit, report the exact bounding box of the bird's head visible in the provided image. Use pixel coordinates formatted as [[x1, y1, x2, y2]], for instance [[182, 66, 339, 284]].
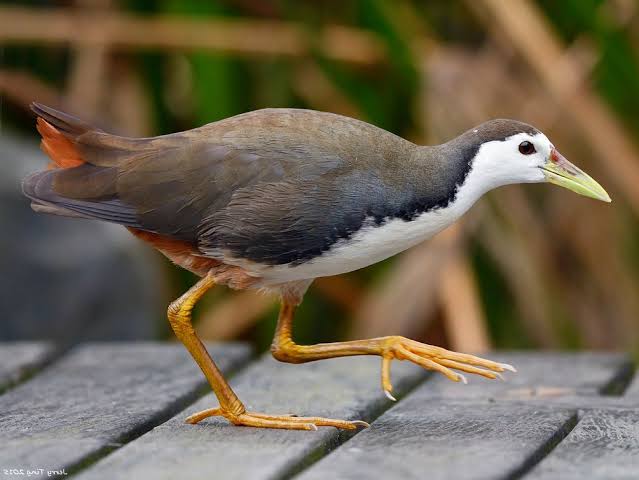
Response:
[[458, 119, 611, 202]]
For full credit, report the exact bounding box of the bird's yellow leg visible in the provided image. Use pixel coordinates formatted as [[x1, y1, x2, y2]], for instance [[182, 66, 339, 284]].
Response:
[[168, 273, 366, 431], [271, 301, 516, 400]]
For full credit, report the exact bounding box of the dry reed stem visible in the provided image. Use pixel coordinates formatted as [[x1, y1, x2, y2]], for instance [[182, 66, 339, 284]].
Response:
[[439, 250, 491, 352], [349, 225, 463, 340], [477, 210, 560, 347], [0, 6, 386, 65], [472, 0, 639, 214], [0, 69, 60, 109], [197, 290, 275, 340]]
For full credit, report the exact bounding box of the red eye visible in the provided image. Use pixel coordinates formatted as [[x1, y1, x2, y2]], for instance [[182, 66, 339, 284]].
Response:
[[518, 141, 536, 155]]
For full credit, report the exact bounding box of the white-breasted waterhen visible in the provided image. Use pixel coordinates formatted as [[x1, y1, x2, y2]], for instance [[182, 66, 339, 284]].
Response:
[[23, 104, 610, 430]]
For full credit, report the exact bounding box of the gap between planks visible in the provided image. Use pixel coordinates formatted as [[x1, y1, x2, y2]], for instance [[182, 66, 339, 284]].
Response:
[[295, 352, 633, 480], [0, 342, 58, 394], [0, 342, 252, 480]]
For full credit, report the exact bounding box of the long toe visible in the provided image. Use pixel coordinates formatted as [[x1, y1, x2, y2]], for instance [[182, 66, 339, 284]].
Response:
[[383, 337, 517, 386], [185, 407, 369, 431], [243, 412, 369, 430]]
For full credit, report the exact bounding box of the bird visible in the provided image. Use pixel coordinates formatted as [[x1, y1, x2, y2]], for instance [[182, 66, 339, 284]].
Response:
[[22, 103, 610, 431]]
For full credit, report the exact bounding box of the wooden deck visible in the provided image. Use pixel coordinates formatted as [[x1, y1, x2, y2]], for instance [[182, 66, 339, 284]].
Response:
[[0, 343, 637, 479]]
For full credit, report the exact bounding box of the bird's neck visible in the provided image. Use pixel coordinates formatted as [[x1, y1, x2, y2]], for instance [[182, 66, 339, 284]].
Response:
[[405, 141, 482, 219]]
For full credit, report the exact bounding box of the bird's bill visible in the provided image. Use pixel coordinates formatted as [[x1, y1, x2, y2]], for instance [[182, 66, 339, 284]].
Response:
[[541, 148, 611, 203]]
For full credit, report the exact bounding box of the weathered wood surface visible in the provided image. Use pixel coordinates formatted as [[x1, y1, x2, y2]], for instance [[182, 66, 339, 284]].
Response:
[[298, 353, 631, 480], [523, 354, 639, 480], [0, 342, 54, 392], [0, 343, 250, 479], [76, 355, 426, 480], [525, 410, 639, 480], [410, 352, 633, 399], [0, 345, 636, 480]]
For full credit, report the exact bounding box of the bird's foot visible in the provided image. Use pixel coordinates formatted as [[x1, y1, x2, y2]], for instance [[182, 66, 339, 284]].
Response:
[[379, 336, 516, 400], [185, 407, 369, 431]]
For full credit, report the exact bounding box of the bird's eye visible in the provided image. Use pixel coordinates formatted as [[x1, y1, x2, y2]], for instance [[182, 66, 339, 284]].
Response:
[[518, 141, 536, 155]]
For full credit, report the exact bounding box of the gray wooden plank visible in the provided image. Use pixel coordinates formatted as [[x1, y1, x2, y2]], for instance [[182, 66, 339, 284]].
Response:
[[76, 354, 426, 480], [298, 353, 628, 480], [499, 395, 639, 412], [0, 342, 55, 393], [300, 400, 577, 480], [622, 371, 639, 398], [416, 352, 632, 400], [0, 342, 250, 479], [524, 410, 639, 480]]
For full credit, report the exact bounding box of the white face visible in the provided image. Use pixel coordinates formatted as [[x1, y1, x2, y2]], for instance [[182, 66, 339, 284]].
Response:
[[469, 131, 551, 192]]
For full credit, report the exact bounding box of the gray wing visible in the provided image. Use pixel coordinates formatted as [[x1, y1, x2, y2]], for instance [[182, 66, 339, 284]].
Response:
[[191, 111, 420, 266], [24, 106, 418, 264], [26, 136, 349, 244], [197, 168, 405, 265]]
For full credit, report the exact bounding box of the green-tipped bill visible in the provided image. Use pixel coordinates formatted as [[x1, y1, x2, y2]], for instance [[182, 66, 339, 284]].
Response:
[[542, 148, 611, 203]]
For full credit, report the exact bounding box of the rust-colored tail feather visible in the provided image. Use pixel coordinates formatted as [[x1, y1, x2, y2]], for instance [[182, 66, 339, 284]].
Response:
[[36, 117, 85, 169], [31, 102, 99, 168], [23, 103, 141, 227]]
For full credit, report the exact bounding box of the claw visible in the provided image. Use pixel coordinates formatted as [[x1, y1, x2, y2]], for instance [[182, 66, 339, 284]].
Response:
[[379, 337, 517, 392], [352, 420, 371, 428], [437, 358, 506, 380], [381, 356, 394, 398], [500, 362, 517, 373]]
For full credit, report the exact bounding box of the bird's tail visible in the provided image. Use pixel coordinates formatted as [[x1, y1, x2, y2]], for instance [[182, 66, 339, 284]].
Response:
[[32, 102, 93, 169], [21, 103, 139, 225]]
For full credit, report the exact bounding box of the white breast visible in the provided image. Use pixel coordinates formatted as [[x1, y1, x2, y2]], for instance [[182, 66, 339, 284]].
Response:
[[257, 173, 486, 284], [270, 209, 456, 281], [230, 130, 550, 284]]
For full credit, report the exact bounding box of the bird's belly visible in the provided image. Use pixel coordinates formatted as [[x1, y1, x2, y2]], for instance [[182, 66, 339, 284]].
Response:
[[259, 208, 459, 283]]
